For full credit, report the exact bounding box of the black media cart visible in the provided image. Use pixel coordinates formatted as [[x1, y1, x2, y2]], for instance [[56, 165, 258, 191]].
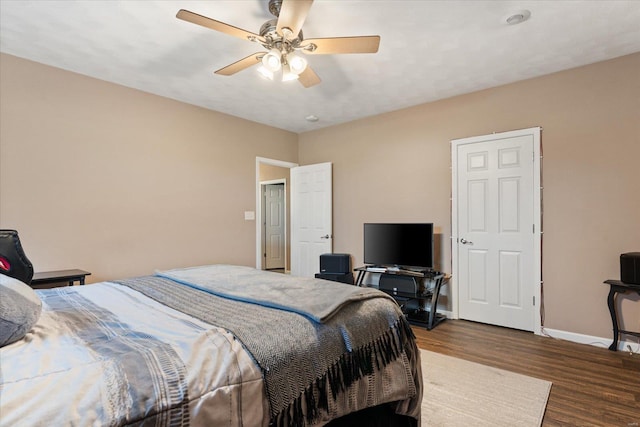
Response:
[[355, 266, 447, 330]]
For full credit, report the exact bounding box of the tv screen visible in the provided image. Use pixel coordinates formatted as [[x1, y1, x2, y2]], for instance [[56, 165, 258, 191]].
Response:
[[364, 223, 434, 269]]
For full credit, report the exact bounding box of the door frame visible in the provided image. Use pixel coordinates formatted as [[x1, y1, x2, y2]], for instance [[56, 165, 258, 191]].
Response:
[[451, 127, 542, 335], [255, 157, 298, 270], [261, 180, 287, 270]]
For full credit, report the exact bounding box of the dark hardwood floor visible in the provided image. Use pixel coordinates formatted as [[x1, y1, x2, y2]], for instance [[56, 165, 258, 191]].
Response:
[[412, 320, 640, 427]]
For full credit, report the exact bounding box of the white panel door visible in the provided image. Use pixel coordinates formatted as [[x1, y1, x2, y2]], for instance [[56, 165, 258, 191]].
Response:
[[264, 183, 285, 270], [290, 163, 332, 277], [453, 128, 541, 332]]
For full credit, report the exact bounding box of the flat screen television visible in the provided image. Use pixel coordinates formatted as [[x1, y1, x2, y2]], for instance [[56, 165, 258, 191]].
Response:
[[364, 223, 434, 269]]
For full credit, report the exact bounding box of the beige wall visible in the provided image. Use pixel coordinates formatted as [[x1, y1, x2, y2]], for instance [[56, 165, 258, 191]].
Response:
[[2, 51, 638, 341], [0, 53, 298, 283], [298, 53, 640, 339]]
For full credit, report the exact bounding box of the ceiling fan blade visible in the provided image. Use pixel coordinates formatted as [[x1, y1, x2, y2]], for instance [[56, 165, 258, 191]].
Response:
[[214, 53, 264, 76], [298, 66, 321, 88], [302, 36, 380, 54], [276, 0, 314, 38], [177, 9, 263, 43]]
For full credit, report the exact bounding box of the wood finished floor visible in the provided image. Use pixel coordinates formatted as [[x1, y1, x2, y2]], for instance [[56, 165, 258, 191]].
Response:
[[412, 320, 640, 427]]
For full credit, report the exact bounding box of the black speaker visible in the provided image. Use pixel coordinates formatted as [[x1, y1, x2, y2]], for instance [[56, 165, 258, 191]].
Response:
[[320, 253, 351, 274], [620, 252, 640, 285], [315, 272, 354, 285]]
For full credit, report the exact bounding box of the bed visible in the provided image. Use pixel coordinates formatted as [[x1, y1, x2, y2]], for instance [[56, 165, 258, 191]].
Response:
[[0, 234, 422, 427]]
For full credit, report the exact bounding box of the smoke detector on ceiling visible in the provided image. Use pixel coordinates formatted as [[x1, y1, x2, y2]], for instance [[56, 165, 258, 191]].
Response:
[[505, 10, 531, 25]]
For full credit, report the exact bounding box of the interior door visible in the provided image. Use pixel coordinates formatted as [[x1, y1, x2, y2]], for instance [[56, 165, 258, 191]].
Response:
[[264, 183, 285, 270], [452, 128, 541, 332], [290, 162, 332, 277]]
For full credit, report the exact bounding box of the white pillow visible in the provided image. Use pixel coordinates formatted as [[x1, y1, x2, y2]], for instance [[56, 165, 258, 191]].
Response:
[[0, 273, 42, 347]]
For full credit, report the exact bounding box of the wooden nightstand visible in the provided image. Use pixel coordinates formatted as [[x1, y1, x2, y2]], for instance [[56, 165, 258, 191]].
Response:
[[31, 269, 91, 288], [604, 279, 640, 351]]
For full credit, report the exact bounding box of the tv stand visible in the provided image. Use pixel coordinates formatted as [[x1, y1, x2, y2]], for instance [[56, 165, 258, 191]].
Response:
[[354, 266, 447, 330]]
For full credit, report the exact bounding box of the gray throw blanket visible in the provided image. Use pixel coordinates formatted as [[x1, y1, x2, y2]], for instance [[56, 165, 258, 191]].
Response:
[[115, 267, 420, 427], [157, 264, 391, 323]]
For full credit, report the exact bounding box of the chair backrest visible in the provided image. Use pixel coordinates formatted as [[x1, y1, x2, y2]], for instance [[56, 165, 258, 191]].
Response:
[[0, 229, 34, 284]]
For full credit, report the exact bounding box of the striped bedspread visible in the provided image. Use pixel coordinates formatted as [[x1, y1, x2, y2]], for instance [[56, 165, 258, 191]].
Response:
[[0, 265, 421, 426]]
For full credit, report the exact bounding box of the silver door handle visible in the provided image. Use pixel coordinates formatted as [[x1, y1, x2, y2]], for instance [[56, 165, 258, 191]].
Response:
[[321, 234, 331, 239], [460, 238, 473, 245]]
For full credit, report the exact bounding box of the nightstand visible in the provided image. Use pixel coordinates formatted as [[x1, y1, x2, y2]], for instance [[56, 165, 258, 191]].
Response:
[[31, 269, 91, 288]]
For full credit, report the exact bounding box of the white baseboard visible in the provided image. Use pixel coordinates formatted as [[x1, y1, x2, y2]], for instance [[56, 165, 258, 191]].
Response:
[[541, 327, 640, 353], [439, 310, 453, 319]]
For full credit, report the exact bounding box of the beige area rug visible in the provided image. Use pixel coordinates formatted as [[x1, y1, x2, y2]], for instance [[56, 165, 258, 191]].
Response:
[[421, 349, 552, 427]]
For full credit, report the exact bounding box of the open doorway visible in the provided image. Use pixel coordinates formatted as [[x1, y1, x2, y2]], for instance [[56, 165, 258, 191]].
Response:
[[261, 181, 286, 271], [256, 157, 297, 272]]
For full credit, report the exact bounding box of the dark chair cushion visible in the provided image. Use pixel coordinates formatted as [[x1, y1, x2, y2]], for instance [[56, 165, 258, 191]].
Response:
[[0, 229, 34, 285]]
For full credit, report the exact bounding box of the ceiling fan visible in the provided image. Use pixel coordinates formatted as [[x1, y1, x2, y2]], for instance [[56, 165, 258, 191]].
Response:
[[176, 0, 380, 88]]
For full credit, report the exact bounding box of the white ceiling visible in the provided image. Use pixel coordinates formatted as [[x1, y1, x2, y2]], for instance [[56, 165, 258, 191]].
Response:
[[1, 1, 639, 133]]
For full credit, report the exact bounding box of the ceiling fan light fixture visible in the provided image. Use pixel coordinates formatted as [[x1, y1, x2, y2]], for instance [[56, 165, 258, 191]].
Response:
[[257, 66, 274, 80], [281, 63, 299, 82], [287, 53, 307, 75], [262, 48, 282, 72]]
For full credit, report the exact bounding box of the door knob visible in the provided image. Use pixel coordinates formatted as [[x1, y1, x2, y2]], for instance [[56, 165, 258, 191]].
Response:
[[460, 238, 473, 245], [321, 234, 331, 239]]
